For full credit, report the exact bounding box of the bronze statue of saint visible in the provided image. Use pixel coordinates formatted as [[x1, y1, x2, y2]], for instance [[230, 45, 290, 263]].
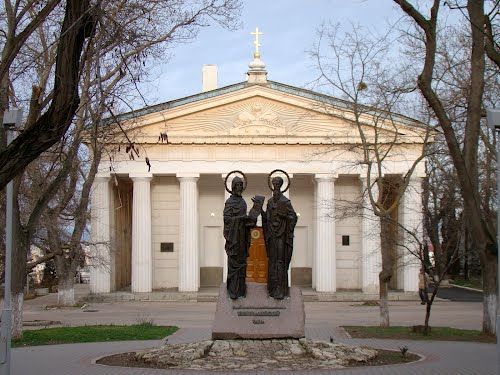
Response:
[[223, 174, 259, 299], [262, 174, 297, 299]]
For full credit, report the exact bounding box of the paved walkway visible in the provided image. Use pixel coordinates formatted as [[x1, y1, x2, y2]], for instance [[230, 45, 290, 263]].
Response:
[[11, 286, 498, 374], [434, 285, 483, 302], [13, 327, 497, 374], [21, 285, 484, 330]]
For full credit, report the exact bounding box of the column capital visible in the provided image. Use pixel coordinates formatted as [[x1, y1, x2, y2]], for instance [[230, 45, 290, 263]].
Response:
[[95, 173, 111, 182], [130, 173, 153, 181], [407, 175, 424, 184], [314, 173, 336, 181], [359, 175, 379, 188], [177, 173, 200, 180], [359, 172, 382, 181]]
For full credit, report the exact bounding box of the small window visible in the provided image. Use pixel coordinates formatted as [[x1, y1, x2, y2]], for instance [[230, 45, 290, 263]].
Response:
[[342, 235, 350, 246], [161, 242, 174, 252]]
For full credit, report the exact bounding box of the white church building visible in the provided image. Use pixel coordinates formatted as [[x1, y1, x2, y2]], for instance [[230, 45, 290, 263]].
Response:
[[89, 46, 426, 296]]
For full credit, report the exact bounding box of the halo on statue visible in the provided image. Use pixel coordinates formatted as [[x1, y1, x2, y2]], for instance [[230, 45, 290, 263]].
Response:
[[267, 169, 290, 193], [224, 170, 247, 194]]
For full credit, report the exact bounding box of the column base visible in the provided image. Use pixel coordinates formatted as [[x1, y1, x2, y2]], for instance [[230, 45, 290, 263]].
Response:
[[362, 285, 379, 294]]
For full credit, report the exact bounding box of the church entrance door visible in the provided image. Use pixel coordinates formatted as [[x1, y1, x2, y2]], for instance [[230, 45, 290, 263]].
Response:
[[246, 227, 268, 283]]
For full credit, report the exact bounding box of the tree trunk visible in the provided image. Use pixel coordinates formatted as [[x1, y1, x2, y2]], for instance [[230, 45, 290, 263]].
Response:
[[393, 0, 497, 336], [423, 286, 439, 335], [424, 301, 431, 334], [57, 275, 75, 306], [379, 215, 393, 327], [11, 292, 23, 339], [55, 254, 78, 306], [11, 177, 28, 339], [0, 0, 94, 190], [463, 227, 469, 280], [482, 253, 497, 334], [379, 278, 390, 327]]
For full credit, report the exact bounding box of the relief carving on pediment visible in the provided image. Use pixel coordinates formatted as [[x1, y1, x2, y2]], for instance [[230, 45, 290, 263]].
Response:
[[230, 99, 286, 136]]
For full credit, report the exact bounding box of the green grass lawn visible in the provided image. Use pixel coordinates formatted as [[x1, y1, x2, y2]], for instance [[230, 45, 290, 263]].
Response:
[[13, 324, 178, 347], [343, 326, 495, 343]]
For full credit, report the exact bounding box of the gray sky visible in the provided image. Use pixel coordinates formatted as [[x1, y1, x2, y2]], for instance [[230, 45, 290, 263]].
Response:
[[138, 1, 405, 107]]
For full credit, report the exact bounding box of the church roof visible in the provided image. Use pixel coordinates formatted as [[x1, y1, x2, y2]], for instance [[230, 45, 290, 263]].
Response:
[[113, 80, 425, 130]]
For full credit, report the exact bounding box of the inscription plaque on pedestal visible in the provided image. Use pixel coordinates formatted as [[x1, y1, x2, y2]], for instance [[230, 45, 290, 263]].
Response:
[[211, 282, 305, 340]]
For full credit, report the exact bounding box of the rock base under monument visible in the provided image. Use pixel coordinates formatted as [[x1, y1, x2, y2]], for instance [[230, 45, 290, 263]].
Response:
[[212, 282, 305, 339], [132, 338, 379, 371]]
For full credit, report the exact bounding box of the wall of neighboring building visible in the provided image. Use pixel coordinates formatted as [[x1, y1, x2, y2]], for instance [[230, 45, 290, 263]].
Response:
[[151, 176, 180, 289], [335, 176, 362, 289]]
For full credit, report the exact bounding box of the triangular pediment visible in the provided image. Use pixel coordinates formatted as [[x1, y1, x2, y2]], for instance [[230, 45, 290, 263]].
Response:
[[112, 83, 427, 145]]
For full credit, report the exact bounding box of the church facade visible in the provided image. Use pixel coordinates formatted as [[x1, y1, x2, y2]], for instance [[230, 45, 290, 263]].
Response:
[[89, 53, 426, 296]]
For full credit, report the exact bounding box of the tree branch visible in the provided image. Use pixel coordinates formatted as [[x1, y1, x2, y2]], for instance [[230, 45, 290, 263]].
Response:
[[0, 0, 96, 190]]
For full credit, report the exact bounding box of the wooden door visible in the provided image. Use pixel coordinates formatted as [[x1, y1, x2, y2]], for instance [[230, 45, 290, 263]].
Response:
[[246, 227, 268, 283], [114, 180, 132, 290], [381, 176, 402, 290]]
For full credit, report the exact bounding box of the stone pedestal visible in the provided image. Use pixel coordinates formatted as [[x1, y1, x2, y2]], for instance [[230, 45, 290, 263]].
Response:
[[212, 282, 305, 340]]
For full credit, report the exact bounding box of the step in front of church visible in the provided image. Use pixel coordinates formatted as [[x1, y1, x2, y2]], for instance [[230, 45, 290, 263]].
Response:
[[84, 287, 418, 303]]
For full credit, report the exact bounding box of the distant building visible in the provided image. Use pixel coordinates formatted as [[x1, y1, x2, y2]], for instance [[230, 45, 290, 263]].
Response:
[[28, 246, 45, 286]]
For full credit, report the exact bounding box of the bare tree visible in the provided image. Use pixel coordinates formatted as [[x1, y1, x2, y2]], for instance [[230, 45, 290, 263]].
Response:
[[0, 0, 96, 190], [393, 0, 499, 334], [1, 0, 242, 335], [423, 142, 463, 282], [48, 0, 240, 306], [311, 23, 431, 327], [0, 0, 241, 190]]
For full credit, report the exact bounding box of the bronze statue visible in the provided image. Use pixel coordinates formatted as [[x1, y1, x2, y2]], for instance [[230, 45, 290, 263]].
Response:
[[262, 170, 297, 299], [223, 171, 262, 299]]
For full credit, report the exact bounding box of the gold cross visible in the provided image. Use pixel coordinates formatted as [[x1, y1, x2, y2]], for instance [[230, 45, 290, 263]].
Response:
[[251, 27, 263, 58]]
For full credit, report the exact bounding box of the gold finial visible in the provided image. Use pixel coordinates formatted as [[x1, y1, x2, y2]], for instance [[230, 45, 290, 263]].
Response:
[[251, 27, 263, 58]]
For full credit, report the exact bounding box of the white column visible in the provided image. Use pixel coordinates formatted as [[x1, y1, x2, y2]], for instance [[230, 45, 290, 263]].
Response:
[[360, 177, 382, 293], [312, 176, 317, 289], [178, 173, 200, 292], [314, 174, 336, 292], [131, 174, 153, 293], [90, 174, 112, 293], [402, 177, 423, 292]]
